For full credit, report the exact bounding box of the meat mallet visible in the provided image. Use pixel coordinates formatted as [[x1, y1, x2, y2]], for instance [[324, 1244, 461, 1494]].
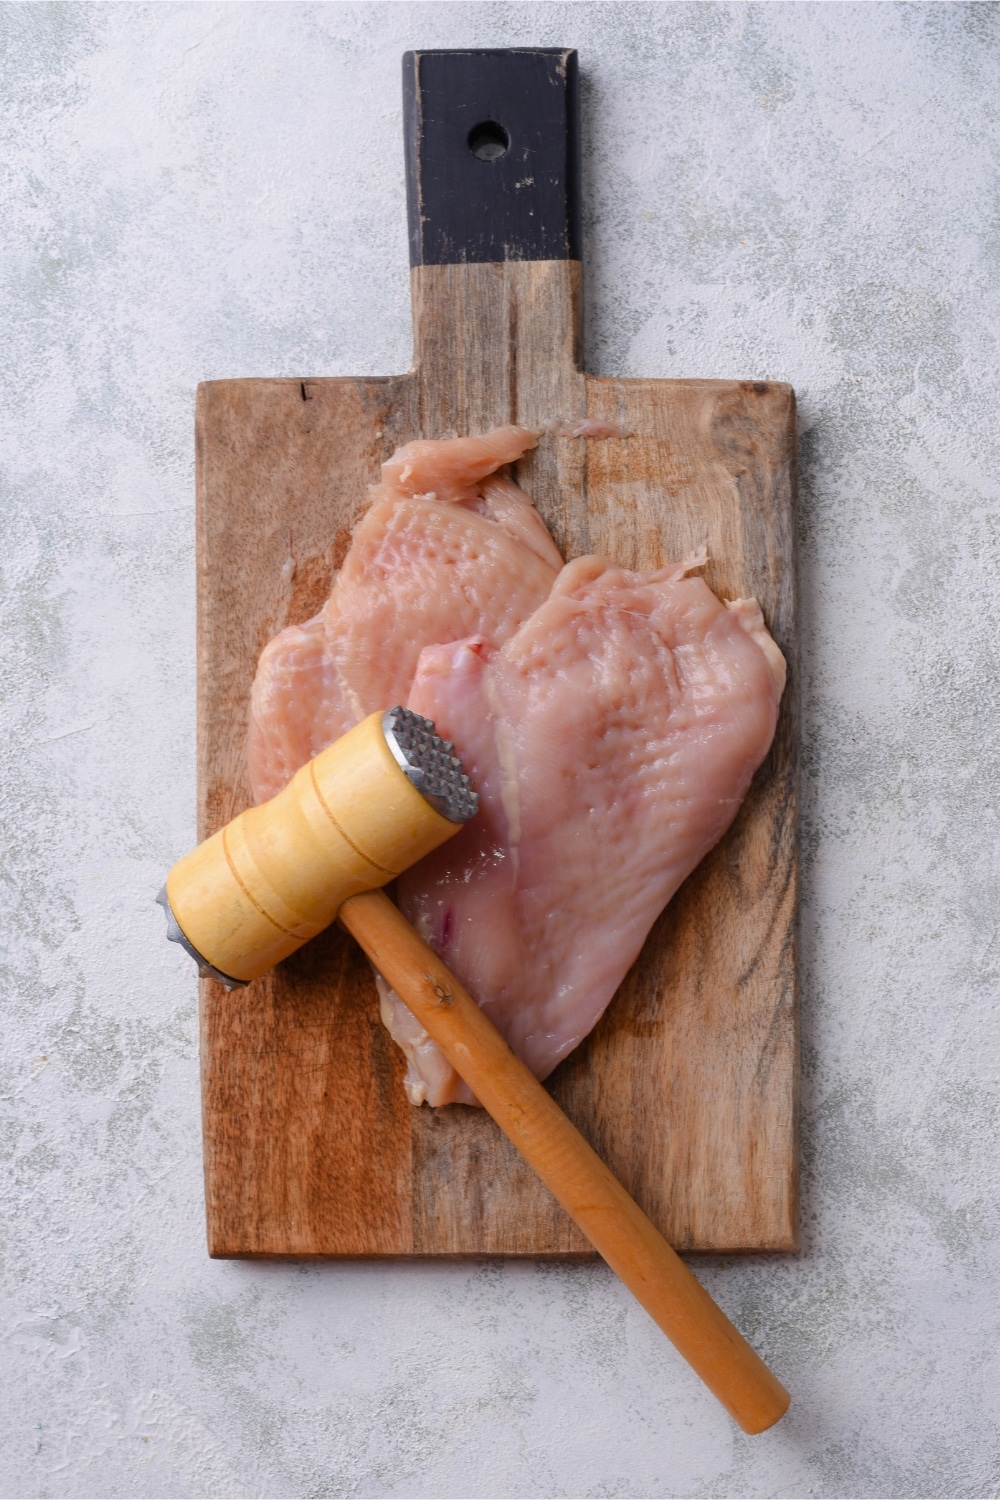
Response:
[[160, 707, 790, 1433]]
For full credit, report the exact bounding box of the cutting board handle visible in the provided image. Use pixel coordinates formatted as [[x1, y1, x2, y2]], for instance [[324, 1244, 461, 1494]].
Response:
[[403, 48, 581, 267], [402, 49, 584, 442]]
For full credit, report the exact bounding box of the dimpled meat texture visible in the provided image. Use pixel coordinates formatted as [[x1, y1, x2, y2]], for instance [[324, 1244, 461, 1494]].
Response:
[[379, 554, 786, 1107], [247, 426, 561, 801]]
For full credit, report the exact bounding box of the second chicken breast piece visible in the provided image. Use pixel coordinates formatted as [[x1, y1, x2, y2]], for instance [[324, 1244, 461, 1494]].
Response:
[[379, 554, 786, 1106]]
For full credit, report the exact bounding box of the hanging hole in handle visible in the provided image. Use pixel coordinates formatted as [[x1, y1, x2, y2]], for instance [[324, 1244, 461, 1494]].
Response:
[[468, 120, 509, 162]]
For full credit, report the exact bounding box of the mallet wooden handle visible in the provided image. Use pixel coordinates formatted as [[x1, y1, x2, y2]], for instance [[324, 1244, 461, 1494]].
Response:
[[339, 889, 791, 1434]]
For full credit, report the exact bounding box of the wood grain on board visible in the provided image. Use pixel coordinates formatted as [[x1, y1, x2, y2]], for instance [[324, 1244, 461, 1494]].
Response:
[[197, 259, 798, 1258]]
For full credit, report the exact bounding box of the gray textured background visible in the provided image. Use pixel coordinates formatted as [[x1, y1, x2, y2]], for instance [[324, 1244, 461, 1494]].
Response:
[[2, 3, 998, 1496]]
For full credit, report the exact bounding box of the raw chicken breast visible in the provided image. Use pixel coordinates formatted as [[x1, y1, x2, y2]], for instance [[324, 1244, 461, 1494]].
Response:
[[248, 427, 560, 801], [379, 553, 786, 1106]]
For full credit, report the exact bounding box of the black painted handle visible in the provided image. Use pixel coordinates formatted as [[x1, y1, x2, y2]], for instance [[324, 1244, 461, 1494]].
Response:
[[403, 48, 581, 267]]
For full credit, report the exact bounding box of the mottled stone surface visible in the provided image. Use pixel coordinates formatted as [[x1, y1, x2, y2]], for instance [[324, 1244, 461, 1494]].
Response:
[[1, 3, 998, 1495]]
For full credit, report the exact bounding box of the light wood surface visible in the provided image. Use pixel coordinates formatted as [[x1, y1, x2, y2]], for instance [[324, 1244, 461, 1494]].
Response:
[[340, 888, 791, 1433], [197, 259, 798, 1257]]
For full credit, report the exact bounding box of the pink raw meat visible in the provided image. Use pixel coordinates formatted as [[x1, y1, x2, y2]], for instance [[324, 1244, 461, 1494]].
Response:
[[378, 552, 786, 1106], [247, 427, 560, 801]]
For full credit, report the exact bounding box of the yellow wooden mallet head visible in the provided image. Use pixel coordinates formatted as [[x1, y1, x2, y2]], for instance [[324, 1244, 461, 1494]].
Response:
[[158, 707, 477, 987]]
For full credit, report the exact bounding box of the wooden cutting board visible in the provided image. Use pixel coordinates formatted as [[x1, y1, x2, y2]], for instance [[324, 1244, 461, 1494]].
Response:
[[196, 49, 798, 1258]]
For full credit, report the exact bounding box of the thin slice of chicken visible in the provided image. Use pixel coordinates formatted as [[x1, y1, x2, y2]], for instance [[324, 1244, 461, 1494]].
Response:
[[380, 552, 785, 1106], [247, 427, 559, 801]]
